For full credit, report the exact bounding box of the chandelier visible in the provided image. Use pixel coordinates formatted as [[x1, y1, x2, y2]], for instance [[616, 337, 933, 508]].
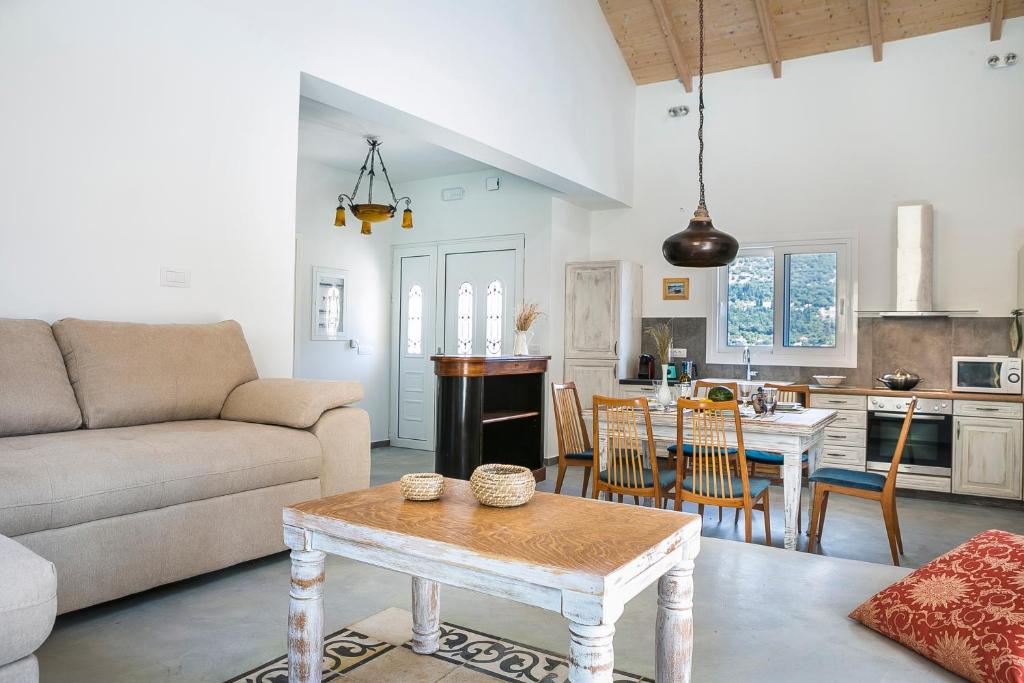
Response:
[[334, 137, 412, 235], [661, 0, 738, 268]]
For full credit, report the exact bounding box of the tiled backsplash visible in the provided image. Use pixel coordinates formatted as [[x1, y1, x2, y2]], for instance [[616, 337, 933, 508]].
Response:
[[639, 317, 1014, 390]]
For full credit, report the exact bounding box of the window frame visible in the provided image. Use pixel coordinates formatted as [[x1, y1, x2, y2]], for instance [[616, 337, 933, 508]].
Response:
[[707, 236, 857, 368]]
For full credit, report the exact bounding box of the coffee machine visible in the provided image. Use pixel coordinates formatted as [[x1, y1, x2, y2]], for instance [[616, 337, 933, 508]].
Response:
[[637, 354, 655, 380]]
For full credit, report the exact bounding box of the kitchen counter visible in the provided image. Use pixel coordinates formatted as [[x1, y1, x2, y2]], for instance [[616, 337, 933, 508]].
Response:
[[809, 385, 1024, 403]]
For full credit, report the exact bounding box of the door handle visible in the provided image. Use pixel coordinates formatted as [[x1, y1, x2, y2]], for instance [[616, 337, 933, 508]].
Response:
[[975, 407, 999, 412], [614, 340, 618, 356], [957, 422, 961, 439]]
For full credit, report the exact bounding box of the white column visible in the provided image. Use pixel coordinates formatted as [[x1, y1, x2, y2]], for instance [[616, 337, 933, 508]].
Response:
[[288, 549, 326, 683], [568, 622, 615, 682], [656, 537, 699, 683], [411, 576, 441, 654]]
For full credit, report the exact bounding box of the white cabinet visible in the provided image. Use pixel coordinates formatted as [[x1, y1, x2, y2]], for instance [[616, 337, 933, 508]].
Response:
[[952, 415, 1023, 499], [564, 360, 619, 411], [564, 261, 641, 364], [812, 392, 867, 472]]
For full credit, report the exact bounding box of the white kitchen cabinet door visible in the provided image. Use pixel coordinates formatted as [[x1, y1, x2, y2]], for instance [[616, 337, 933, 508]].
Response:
[[564, 360, 618, 413], [952, 416, 1023, 499], [565, 262, 620, 359]]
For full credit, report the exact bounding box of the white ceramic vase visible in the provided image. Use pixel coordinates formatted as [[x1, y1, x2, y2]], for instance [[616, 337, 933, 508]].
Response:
[[658, 364, 673, 406], [513, 330, 533, 356]]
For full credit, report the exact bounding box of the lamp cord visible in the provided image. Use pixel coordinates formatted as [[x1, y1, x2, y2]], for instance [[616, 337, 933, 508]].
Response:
[[697, 0, 706, 211]]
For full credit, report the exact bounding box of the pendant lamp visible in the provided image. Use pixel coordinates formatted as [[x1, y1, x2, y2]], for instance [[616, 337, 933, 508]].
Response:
[[334, 137, 412, 236], [661, 0, 738, 268]]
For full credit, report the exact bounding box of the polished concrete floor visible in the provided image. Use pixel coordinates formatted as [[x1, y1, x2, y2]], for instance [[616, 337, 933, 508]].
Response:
[[36, 447, 1024, 682]]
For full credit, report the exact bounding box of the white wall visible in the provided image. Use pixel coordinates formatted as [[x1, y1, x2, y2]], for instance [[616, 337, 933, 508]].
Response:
[[591, 19, 1024, 319], [293, 159, 391, 441], [0, 0, 634, 376]]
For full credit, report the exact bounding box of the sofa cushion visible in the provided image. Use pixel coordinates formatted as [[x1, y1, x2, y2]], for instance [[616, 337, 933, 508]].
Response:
[[51, 319, 258, 429], [0, 420, 320, 537], [0, 535, 56, 668], [0, 319, 82, 437]]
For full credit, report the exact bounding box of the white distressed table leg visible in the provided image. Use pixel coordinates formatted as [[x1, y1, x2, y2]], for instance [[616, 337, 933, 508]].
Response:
[[411, 576, 441, 654], [656, 536, 700, 683], [782, 449, 803, 550], [288, 549, 326, 683], [568, 622, 615, 682]]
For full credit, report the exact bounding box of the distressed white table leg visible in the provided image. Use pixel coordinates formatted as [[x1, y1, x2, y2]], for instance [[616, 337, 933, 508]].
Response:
[[411, 576, 441, 654], [656, 536, 700, 683], [782, 449, 803, 550], [288, 549, 326, 683], [568, 622, 615, 682]]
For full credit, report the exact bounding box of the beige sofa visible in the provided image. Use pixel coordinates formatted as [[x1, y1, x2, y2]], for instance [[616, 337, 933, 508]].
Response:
[[0, 535, 56, 683], [0, 318, 370, 615]]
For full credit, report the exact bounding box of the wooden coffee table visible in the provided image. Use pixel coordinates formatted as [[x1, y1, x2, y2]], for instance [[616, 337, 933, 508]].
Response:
[[282, 479, 702, 683]]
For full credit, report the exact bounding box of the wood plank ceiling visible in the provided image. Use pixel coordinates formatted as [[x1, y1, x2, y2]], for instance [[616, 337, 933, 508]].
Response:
[[600, 0, 1023, 88]]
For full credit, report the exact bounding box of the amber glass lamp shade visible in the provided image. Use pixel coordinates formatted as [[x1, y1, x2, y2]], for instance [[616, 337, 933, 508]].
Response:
[[662, 207, 738, 268], [334, 205, 346, 227], [360, 221, 372, 235], [402, 208, 413, 229]]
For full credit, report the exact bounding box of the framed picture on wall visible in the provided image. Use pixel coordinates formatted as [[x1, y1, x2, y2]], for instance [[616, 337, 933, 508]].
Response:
[[662, 277, 690, 301], [311, 266, 348, 341]]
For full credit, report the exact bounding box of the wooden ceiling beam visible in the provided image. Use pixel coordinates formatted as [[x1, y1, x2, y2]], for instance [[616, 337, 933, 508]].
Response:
[[991, 0, 1005, 41], [866, 0, 884, 62], [650, 0, 693, 92], [753, 0, 782, 78]]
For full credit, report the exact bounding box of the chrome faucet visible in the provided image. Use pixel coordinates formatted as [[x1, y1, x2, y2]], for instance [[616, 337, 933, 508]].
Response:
[[742, 346, 758, 382]]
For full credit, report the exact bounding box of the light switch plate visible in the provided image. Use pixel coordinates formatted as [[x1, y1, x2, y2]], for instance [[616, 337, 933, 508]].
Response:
[[160, 267, 191, 288], [441, 187, 465, 201], [669, 347, 687, 359], [485, 176, 500, 191]]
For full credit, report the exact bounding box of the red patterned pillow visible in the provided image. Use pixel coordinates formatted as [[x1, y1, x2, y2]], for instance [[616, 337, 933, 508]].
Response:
[[850, 530, 1024, 682]]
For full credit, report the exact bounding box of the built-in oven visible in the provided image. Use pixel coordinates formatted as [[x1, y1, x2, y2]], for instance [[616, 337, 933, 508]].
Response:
[[866, 396, 953, 477]]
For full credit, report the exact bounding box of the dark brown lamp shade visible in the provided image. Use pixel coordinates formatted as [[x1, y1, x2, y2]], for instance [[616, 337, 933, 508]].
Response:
[[334, 206, 346, 227], [662, 211, 738, 268]]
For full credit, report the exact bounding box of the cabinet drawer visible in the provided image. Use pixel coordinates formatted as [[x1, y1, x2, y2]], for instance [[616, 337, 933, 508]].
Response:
[[811, 394, 867, 411], [818, 460, 865, 472], [619, 385, 658, 399], [824, 427, 866, 447], [954, 400, 1024, 419], [819, 444, 866, 467], [894, 472, 952, 493], [830, 409, 867, 429]]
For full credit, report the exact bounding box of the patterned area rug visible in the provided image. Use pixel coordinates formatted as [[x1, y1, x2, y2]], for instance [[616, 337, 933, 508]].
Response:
[[226, 608, 652, 682]]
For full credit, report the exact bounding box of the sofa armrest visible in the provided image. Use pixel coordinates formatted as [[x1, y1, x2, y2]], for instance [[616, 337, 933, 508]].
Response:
[[310, 407, 371, 496], [220, 378, 363, 429]]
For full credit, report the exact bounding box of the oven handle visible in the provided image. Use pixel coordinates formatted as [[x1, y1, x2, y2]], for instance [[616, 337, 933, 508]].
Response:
[[871, 411, 948, 421]]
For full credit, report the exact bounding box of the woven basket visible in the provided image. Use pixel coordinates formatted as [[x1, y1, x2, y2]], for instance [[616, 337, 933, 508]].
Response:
[[470, 464, 536, 508], [400, 473, 445, 501]]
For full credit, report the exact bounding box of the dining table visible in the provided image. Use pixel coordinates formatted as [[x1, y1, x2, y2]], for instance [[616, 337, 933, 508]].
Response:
[[585, 405, 838, 550]]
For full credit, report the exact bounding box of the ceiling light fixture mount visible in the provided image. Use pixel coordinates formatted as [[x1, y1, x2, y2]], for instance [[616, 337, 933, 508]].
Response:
[[334, 137, 412, 235], [661, 0, 738, 269]]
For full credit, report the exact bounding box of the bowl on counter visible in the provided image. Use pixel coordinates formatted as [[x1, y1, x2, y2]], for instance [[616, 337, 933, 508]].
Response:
[[812, 375, 847, 386]]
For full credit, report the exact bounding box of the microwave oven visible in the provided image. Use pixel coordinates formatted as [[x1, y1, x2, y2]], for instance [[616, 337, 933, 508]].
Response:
[[951, 356, 1023, 394]]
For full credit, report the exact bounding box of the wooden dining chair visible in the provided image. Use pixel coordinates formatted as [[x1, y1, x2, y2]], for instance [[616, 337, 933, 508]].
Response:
[[807, 398, 916, 566], [671, 397, 772, 545], [591, 395, 673, 506], [551, 382, 594, 496], [668, 380, 739, 522], [743, 383, 812, 530]]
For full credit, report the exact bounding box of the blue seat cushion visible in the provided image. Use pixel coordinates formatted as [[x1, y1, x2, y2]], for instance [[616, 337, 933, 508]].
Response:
[[681, 476, 771, 499], [565, 449, 593, 461], [745, 449, 808, 465], [809, 467, 885, 492], [599, 467, 677, 489], [667, 443, 738, 456]]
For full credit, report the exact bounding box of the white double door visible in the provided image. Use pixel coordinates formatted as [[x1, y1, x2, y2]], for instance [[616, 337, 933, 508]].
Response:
[[390, 236, 523, 450]]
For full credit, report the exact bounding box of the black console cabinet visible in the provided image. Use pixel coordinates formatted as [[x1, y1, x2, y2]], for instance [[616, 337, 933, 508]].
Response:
[[431, 355, 550, 481]]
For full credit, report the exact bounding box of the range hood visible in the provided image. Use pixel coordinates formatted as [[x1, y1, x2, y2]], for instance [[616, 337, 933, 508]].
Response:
[[859, 203, 975, 318]]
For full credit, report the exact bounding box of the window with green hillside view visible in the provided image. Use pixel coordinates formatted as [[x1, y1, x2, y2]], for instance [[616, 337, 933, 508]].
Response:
[[726, 251, 837, 349]]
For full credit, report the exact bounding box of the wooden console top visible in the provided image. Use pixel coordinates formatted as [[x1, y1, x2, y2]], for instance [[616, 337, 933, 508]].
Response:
[[430, 355, 551, 377]]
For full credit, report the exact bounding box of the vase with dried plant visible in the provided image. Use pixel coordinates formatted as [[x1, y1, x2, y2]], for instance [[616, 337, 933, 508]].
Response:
[[645, 322, 673, 406], [513, 302, 541, 356]]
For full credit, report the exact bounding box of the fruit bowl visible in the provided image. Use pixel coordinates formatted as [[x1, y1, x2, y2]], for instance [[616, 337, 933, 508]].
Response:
[[812, 375, 846, 386]]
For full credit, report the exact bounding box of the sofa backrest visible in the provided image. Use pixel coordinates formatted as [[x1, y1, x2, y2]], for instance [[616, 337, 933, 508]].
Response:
[[52, 319, 258, 429], [0, 319, 83, 437]]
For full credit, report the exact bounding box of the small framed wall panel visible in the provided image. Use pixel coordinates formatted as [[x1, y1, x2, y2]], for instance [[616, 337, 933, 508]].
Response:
[[311, 266, 348, 341]]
